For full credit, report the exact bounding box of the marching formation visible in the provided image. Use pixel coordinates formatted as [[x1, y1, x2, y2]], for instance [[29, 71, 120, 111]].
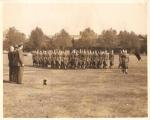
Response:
[[32, 49, 129, 73]]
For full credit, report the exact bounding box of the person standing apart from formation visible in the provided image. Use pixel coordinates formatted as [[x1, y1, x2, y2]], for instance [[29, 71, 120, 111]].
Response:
[[16, 44, 24, 84], [8, 46, 15, 82], [134, 49, 141, 61], [122, 50, 129, 74]]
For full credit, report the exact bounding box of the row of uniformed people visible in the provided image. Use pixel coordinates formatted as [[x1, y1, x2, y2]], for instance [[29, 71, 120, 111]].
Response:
[[32, 49, 115, 69]]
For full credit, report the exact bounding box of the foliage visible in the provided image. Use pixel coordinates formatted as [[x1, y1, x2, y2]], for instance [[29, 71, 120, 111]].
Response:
[[52, 29, 72, 49], [78, 27, 97, 48], [3, 27, 147, 53], [97, 28, 118, 49], [29, 27, 44, 50], [3, 27, 26, 50]]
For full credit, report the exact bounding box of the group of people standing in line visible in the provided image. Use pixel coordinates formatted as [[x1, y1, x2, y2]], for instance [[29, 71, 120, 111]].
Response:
[[32, 49, 129, 74], [7, 46, 130, 84], [8, 44, 24, 84]]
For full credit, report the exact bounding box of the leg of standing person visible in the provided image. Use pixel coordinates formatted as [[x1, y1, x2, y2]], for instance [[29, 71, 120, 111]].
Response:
[[17, 66, 23, 84], [11, 66, 16, 82], [12, 66, 15, 82], [125, 68, 128, 74], [9, 66, 13, 82], [14, 66, 18, 83], [125, 63, 128, 74]]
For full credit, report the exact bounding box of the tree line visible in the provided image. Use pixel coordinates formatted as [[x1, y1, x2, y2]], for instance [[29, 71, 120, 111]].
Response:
[[3, 27, 147, 53]]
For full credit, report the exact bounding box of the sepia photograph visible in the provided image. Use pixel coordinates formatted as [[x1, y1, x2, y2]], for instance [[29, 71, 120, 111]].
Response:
[[2, 0, 148, 118]]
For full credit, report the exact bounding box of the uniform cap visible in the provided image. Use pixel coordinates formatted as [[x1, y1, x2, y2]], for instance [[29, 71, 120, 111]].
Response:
[[14, 44, 18, 48], [18, 42, 23, 47]]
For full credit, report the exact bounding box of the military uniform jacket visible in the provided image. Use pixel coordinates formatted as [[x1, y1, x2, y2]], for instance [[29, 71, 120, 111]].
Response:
[[8, 51, 15, 67], [15, 49, 24, 66]]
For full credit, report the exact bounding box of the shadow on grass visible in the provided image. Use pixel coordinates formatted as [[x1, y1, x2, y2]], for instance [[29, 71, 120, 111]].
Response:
[[3, 80, 10, 83], [3, 80, 17, 84], [25, 65, 34, 67]]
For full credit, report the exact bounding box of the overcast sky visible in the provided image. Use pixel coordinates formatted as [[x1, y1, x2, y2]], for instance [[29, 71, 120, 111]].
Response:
[[3, 2, 147, 36]]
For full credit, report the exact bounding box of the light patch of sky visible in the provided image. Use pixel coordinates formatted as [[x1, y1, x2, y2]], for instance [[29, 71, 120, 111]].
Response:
[[3, 3, 147, 36]]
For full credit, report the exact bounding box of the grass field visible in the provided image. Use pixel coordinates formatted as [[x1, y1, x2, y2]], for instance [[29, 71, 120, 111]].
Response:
[[3, 54, 147, 117]]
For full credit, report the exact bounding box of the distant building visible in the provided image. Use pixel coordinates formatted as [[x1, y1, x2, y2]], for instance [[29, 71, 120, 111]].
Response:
[[46, 35, 81, 41], [71, 35, 81, 40]]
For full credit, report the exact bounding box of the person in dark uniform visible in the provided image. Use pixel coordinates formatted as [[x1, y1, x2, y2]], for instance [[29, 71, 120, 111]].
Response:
[[122, 50, 129, 74], [16, 43, 24, 84], [109, 50, 114, 69], [97, 50, 103, 69], [134, 49, 141, 61], [103, 50, 109, 69], [118, 50, 123, 69], [8, 46, 15, 82], [47, 50, 52, 68], [74, 50, 79, 69], [94, 50, 99, 69], [91, 50, 94, 68], [89, 50, 92, 68], [51, 50, 55, 69], [64, 50, 69, 69], [86, 50, 89, 68], [78, 49, 82, 69], [43, 51, 47, 68], [13, 45, 19, 82]]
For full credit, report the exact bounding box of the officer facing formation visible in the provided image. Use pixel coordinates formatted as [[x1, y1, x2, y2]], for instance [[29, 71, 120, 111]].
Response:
[[8, 44, 24, 84], [8, 46, 15, 82]]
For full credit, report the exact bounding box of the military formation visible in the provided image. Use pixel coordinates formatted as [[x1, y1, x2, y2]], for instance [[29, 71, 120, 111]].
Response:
[[32, 49, 129, 74], [7, 47, 130, 84], [32, 49, 116, 69]]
